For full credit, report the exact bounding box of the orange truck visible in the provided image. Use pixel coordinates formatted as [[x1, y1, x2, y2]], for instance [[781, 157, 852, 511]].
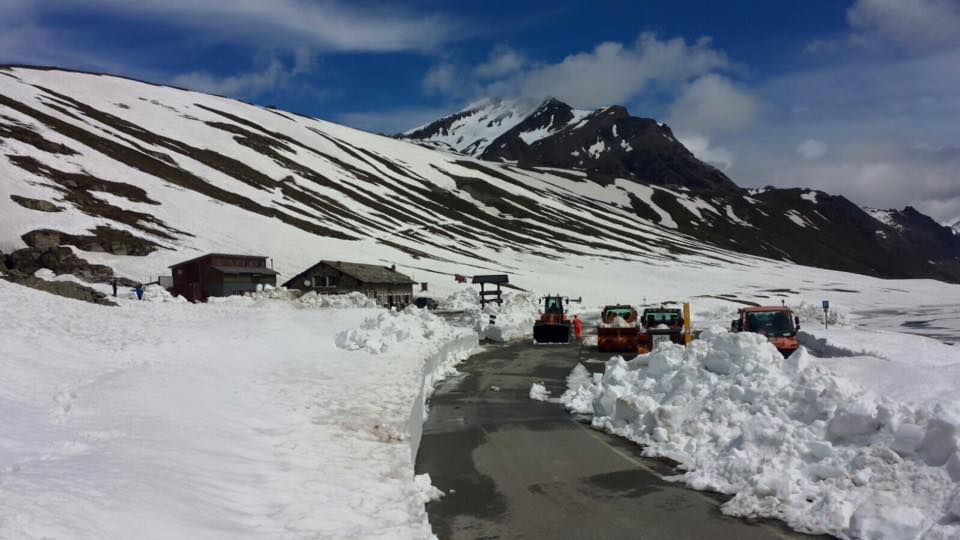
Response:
[[731, 306, 801, 356], [597, 305, 640, 352], [637, 307, 686, 353]]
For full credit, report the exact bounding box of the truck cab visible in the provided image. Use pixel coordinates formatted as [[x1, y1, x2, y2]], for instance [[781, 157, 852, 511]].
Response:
[[638, 307, 685, 353], [732, 306, 800, 356]]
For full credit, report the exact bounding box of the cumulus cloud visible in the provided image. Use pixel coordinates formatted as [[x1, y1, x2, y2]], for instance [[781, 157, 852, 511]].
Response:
[[480, 33, 730, 109], [667, 74, 760, 136], [796, 139, 828, 159], [677, 134, 735, 171], [474, 46, 526, 79]]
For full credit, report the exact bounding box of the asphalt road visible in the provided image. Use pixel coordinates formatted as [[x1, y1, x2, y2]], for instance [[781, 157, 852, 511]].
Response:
[[416, 339, 819, 540]]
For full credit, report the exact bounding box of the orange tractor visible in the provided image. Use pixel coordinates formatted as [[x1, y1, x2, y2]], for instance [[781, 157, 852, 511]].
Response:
[[637, 306, 687, 353], [731, 305, 801, 356], [597, 305, 640, 352], [533, 295, 580, 344]]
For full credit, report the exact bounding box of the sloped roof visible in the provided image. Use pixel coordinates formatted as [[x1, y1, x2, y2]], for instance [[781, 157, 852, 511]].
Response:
[[325, 261, 415, 284], [170, 253, 268, 269], [211, 266, 279, 276], [282, 260, 415, 288]]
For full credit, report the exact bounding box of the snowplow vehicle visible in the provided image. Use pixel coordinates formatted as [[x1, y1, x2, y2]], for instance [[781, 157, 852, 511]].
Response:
[[731, 306, 800, 356], [637, 307, 686, 353], [533, 295, 579, 344], [597, 305, 640, 352]]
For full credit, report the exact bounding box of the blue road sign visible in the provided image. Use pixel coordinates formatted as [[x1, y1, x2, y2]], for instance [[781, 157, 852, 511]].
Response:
[[822, 300, 829, 310]]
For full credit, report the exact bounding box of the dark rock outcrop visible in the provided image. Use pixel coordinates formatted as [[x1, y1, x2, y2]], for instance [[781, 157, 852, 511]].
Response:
[[10, 194, 63, 212]]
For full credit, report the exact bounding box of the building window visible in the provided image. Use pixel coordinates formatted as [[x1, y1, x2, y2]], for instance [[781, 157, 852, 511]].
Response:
[[316, 274, 337, 288]]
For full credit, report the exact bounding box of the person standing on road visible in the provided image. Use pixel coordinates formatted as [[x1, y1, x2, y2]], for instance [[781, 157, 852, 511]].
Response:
[[112, 277, 118, 297], [573, 314, 583, 342]]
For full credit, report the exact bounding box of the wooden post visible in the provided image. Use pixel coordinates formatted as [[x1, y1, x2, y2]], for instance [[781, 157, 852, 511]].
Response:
[[683, 302, 692, 345]]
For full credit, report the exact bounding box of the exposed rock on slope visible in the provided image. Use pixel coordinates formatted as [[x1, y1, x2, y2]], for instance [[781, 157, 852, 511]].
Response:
[[1, 66, 958, 287]]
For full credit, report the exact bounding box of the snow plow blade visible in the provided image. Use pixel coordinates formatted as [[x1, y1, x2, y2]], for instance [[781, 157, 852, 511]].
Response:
[[597, 327, 640, 352], [534, 322, 571, 344]]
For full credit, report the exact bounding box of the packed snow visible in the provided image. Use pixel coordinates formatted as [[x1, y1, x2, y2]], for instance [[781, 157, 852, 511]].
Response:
[[564, 317, 960, 538], [0, 279, 477, 539]]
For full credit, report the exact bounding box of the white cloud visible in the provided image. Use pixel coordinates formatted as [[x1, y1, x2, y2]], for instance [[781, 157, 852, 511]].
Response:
[[667, 74, 760, 136], [678, 134, 735, 171], [56, 0, 460, 53], [796, 139, 828, 159], [474, 46, 525, 79], [422, 63, 459, 95], [483, 33, 730, 109], [171, 52, 314, 98], [847, 0, 960, 50]]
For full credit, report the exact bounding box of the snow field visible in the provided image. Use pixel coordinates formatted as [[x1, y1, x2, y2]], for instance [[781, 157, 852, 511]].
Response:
[[563, 325, 960, 539], [0, 279, 476, 539]]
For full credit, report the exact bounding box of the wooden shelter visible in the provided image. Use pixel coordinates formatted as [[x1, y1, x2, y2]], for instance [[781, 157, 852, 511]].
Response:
[[169, 253, 278, 302], [472, 274, 509, 307], [283, 260, 415, 307]]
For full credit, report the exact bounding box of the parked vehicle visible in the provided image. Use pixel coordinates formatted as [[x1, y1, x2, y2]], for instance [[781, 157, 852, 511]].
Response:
[[731, 306, 800, 356], [533, 295, 580, 344], [414, 297, 438, 310], [637, 306, 686, 353], [597, 304, 640, 352]]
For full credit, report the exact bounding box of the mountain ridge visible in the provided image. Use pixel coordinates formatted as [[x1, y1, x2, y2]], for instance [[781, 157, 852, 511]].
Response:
[[1, 65, 959, 290]]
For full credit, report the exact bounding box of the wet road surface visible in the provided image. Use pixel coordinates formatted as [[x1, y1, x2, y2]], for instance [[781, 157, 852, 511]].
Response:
[[416, 339, 819, 540]]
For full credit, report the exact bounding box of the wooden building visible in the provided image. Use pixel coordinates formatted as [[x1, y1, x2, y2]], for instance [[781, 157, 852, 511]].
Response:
[[283, 260, 415, 307], [170, 253, 278, 302]]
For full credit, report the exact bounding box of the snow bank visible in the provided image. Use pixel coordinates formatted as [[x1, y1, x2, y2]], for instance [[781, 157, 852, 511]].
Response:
[[335, 305, 456, 354], [298, 290, 378, 309], [563, 326, 960, 538], [439, 287, 480, 311], [0, 279, 476, 539]]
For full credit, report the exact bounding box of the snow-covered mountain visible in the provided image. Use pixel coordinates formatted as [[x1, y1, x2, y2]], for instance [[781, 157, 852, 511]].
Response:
[[403, 97, 735, 190], [1, 66, 959, 294]]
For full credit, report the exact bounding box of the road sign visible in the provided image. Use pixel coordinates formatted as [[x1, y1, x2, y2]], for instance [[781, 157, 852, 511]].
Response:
[[822, 300, 830, 329], [822, 300, 829, 310]]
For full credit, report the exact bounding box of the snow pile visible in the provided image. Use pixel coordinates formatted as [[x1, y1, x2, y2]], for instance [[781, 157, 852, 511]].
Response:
[[439, 287, 481, 311], [298, 291, 378, 309], [133, 283, 187, 303], [600, 315, 633, 328], [414, 473, 445, 504], [335, 305, 456, 354], [794, 301, 847, 326], [529, 382, 551, 401], [563, 326, 960, 538], [477, 292, 540, 342]]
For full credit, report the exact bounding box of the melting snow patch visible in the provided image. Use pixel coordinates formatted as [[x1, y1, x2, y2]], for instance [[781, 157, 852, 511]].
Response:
[[529, 382, 551, 401]]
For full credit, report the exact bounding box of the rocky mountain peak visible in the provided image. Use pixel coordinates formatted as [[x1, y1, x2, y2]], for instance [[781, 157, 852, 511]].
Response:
[[402, 97, 736, 191]]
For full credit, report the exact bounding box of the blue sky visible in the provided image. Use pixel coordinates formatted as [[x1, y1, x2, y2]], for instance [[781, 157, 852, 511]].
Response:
[[1, 0, 958, 223]]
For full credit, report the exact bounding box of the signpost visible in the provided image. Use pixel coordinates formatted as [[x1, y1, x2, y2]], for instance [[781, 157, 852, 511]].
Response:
[[822, 300, 830, 330]]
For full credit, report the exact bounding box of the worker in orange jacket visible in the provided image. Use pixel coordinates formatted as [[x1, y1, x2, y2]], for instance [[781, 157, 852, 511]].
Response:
[[573, 314, 583, 341]]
